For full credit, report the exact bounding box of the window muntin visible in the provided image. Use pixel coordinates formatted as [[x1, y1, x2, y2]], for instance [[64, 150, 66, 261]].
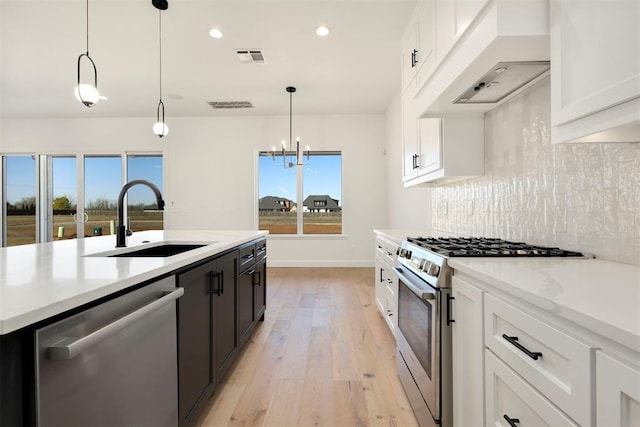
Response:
[[258, 151, 342, 235]]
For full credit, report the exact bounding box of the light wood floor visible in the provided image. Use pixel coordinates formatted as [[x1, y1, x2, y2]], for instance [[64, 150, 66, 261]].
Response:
[[196, 267, 419, 427]]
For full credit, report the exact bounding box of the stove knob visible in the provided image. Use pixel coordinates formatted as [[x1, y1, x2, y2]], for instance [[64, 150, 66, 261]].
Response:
[[407, 250, 412, 259], [395, 247, 400, 255], [421, 261, 432, 272], [427, 263, 440, 276]]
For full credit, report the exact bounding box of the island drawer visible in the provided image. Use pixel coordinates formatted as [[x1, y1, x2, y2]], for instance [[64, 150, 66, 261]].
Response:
[[484, 293, 594, 427]]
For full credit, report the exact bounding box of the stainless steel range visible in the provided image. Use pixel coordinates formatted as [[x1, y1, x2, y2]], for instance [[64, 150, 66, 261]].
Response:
[[393, 237, 585, 427]]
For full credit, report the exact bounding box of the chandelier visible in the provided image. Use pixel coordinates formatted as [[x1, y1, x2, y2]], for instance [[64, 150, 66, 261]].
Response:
[[272, 86, 309, 168]]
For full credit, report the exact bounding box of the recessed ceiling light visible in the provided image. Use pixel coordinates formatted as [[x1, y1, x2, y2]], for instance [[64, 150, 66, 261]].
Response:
[[209, 28, 223, 39], [494, 67, 507, 74], [99, 95, 108, 100], [316, 25, 330, 37]]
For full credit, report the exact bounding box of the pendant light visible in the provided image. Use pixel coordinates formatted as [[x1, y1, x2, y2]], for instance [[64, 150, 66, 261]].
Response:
[[271, 86, 309, 168], [75, 0, 100, 107], [152, 0, 169, 137]]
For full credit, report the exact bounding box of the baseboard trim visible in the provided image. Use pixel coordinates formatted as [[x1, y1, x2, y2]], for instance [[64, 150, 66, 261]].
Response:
[[267, 260, 374, 268]]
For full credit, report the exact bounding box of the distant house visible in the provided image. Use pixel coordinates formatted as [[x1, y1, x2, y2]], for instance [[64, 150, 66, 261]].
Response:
[[303, 195, 341, 213], [259, 196, 294, 212]]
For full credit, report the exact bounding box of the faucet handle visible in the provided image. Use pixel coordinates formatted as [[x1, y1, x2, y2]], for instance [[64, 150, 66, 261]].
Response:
[[126, 229, 133, 236]]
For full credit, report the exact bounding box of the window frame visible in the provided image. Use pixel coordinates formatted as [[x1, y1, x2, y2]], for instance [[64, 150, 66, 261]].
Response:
[[0, 151, 163, 247], [255, 149, 345, 238]]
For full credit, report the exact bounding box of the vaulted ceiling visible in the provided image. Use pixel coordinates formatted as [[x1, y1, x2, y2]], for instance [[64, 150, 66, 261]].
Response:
[[0, 0, 416, 119]]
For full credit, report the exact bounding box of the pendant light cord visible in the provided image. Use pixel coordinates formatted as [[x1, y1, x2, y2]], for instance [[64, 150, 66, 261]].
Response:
[[289, 90, 292, 152], [159, 10, 163, 102], [85, 0, 89, 54]]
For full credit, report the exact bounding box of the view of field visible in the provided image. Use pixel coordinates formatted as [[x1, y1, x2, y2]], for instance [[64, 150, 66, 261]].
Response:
[[259, 212, 342, 234], [6, 211, 163, 247]]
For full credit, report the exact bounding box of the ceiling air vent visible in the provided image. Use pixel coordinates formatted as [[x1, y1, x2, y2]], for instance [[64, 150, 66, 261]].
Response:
[[206, 100, 254, 109], [235, 49, 266, 64]]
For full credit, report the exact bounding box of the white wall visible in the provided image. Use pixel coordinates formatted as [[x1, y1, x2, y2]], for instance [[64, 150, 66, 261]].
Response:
[[0, 114, 387, 266], [431, 79, 640, 266], [384, 93, 431, 233]]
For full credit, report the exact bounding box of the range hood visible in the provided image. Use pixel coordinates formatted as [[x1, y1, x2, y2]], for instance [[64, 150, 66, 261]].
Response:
[[454, 61, 550, 104], [416, 0, 550, 116]]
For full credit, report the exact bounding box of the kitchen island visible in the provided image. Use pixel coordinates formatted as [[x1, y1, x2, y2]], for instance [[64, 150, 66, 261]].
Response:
[[0, 229, 267, 426]]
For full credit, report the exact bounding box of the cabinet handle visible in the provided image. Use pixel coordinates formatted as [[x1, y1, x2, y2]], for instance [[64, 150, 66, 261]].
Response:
[[47, 288, 184, 360], [446, 295, 455, 325], [411, 49, 418, 67], [254, 271, 261, 287], [412, 153, 420, 169], [209, 272, 222, 296], [242, 253, 255, 261], [380, 267, 384, 283], [244, 268, 256, 276], [502, 334, 543, 360], [503, 414, 520, 427]]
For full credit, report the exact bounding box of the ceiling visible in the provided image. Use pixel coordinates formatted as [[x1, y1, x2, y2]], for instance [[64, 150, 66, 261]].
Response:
[[0, 0, 416, 119]]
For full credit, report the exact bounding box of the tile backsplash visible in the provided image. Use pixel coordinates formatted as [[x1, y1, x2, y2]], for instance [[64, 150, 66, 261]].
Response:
[[431, 79, 640, 265]]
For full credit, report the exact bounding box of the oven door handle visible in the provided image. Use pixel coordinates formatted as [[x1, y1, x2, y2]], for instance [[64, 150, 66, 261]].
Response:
[[394, 267, 435, 300]]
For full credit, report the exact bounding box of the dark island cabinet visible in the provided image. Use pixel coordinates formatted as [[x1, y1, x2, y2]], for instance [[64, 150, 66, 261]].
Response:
[[254, 256, 267, 322], [212, 251, 238, 380], [176, 250, 237, 427], [237, 239, 267, 347]]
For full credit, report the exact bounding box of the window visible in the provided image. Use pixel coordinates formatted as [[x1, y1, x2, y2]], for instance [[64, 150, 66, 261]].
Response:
[[1, 152, 163, 247], [84, 156, 122, 238], [4, 155, 37, 246], [126, 155, 164, 232], [258, 151, 342, 235]]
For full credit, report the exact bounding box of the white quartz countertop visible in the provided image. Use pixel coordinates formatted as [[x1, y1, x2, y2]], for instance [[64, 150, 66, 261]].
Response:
[[448, 258, 640, 352], [0, 230, 267, 335], [374, 229, 429, 243]]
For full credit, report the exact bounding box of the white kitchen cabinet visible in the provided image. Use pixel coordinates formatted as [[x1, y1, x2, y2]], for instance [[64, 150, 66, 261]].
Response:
[[402, 95, 420, 181], [401, 1, 436, 97], [401, 22, 419, 96], [402, 107, 441, 181], [452, 276, 484, 427], [485, 351, 579, 427], [550, 0, 640, 143], [484, 293, 594, 426], [435, 0, 488, 64], [596, 351, 640, 426], [403, 115, 484, 187], [374, 234, 400, 337]]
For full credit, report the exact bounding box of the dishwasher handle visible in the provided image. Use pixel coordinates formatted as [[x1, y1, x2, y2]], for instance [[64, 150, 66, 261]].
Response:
[[47, 287, 184, 361]]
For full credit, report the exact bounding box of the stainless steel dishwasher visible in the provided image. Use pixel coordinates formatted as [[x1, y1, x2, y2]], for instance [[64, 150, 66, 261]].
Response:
[[35, 276, 183, 427]]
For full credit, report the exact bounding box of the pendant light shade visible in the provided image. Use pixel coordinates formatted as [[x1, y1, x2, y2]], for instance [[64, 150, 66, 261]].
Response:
[[75, 0, 100, 107], [152, 1, 169, 138], [153, 100, 169, 137]]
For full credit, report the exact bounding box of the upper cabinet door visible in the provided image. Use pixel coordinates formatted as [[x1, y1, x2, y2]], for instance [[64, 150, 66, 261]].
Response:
[[401, 22, 419, 96], [415, 0, 436, 89], [550, 0, 640, 142]]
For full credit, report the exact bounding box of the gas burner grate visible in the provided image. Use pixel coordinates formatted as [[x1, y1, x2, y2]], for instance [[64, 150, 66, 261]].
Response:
[[406, 237, 583, 257]]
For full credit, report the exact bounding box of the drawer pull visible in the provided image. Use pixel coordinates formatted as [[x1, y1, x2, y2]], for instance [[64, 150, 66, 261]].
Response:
[[502, 334, 543, 360], [503, 414, 520, 427]]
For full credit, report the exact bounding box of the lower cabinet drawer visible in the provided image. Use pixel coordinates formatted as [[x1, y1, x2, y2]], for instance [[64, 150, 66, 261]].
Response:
[[484, 294, 594, 426], [485, 350, 578, 427]]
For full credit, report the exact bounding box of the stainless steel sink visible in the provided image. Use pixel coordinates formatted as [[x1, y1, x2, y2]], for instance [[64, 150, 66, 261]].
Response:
[[108, 244, 208, 257]]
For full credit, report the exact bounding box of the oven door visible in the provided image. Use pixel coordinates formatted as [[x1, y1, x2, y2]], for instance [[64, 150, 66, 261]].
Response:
[[395, 265, 440, 421]]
